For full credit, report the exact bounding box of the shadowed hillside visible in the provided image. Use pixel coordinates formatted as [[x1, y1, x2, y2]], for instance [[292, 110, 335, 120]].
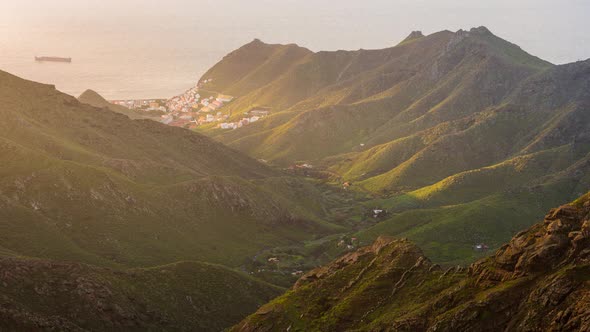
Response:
[[0, 69, 345, 268], [0, 258, 282, 331]]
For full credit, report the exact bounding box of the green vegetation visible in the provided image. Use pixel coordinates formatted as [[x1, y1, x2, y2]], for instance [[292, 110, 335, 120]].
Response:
[[0, 70, 357, 269], [2, 25, 590, 331], [196, 26, 590, 266], [0, 70, 362, 330], [0, 257, 282, 331], [233, 193, 590, 331], [357, 191, 550, 264]]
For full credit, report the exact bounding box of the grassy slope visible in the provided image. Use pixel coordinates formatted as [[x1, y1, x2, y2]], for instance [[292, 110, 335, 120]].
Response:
[[0, 69, 346, 268], [194, 28, 590, 267], [345, 59, 590, 264], [355, 150, 590, 264], [232, 192, 590, 331], [0, 70, 366, 331], [0, 257, 283, 331], [206, 28, 551, 165]]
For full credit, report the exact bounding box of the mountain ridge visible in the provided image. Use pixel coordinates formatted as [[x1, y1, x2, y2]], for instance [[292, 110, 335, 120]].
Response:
[[0, 256, 282, 331], [204, 26, 552, 165], [233, 192, 590, 331], [194, 27, 589, 264]]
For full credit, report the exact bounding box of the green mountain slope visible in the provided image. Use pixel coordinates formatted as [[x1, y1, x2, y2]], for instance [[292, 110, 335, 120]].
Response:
[[0, 69, 343, 268], [0, 257, 282, 331], [204, 27, 551, 164], [201, 39, 313, 98], [345, 58, 590, 264], [356, 58, 590, 193], [195, 27, 589, 264], [233, 193, 590, 331]]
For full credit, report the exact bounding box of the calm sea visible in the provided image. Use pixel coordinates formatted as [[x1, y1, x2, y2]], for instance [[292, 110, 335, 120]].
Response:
[[0, 13, 233, 100], [1, 1, 588, 100]]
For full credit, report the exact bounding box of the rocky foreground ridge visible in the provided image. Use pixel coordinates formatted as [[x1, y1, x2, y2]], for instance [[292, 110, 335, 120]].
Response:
[[0, 259, 281, 331], [233, 193, 590, 331]]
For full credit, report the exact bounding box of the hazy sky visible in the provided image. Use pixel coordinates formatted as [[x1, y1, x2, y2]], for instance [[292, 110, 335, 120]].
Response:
[[1, 0, 588, 99], [3, 0, 589, 63]]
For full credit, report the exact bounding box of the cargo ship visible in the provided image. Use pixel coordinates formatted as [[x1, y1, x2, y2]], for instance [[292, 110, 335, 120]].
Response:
[[35, 56, 72, 63]]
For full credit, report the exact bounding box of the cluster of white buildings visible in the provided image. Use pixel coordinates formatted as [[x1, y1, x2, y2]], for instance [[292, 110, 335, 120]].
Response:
[[112, 99, 166, 112], [165, 79, 234, 115], [219, 115, 260, 129], [165, 86, 201, 113], [201, 94, 234, 113], [218, 109, 270, 130], [156, 78, 238, 128], [111, 78, 275, 131]]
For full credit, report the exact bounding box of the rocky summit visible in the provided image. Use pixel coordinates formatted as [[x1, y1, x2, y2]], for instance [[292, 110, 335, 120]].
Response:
[[233, 193, 590, 332]]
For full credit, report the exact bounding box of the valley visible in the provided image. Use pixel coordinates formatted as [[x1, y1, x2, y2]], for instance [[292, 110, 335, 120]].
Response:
[[0, 25, 589, 331], [191, 27, 590, 265], [0, 67, 372, 329]]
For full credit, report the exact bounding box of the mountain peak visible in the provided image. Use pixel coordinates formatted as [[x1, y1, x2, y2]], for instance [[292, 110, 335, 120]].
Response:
[[78, 89, 104, 101], [399, 30, 425, 44], [246, 38, 267, 47], [78, 89, 110, 108], [454, 26, 494, 38], [470, 26, 493, 35], [77, 88, 156, 119]]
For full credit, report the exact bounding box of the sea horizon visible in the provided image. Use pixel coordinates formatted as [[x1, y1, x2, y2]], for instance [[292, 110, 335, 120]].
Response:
[[1, 0, 589, 100]]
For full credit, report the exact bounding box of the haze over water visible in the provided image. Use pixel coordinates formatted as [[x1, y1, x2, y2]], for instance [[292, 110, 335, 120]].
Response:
[[1, 0, 589, 100]]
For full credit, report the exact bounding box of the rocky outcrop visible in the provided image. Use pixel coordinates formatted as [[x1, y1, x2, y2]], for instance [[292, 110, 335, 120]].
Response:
[[233, 193, 590, 332], [472, 199, 590, 281], [399, 31, 425, 44], [295, 236, 429, 289]]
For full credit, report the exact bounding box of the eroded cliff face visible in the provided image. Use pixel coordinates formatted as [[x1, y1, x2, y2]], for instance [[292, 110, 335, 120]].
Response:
[[233, 193, 590, 332]]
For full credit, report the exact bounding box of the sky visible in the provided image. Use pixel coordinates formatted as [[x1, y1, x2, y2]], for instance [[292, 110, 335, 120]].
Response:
[[3, 0, 588, 63], [1, 0, 588, 99]]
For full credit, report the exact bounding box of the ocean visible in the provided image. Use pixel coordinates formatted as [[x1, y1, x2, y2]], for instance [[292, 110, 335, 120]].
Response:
[[1, 0, 588, 100], [0, 12, 231, 100]]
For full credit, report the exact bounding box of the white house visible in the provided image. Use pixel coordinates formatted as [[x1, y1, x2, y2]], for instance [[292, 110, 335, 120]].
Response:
[[216, 94, 234, 103]]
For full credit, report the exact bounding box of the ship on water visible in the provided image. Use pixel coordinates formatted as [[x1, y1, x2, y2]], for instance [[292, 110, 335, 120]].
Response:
[[35, 56, 72, 63]]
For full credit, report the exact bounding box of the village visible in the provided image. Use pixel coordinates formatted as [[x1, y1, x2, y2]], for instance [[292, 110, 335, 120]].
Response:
[[111, 98, 167, 113], [110, 78, 271, 130]]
